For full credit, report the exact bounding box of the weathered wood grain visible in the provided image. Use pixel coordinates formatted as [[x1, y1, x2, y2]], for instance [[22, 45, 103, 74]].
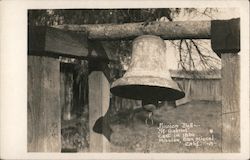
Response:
[[53, 20, 211, 40], [60, 63, 74, 121], [88, 71, 111, 152], [29, 27, 89, 58], [221, 53, 240, 152], [89, 71, 110, 152], [29, 27, 111, 81], [222, 112, 240, 152], [28, 55, 61, 152]]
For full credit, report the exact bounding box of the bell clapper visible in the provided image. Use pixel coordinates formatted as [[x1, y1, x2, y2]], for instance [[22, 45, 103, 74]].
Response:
[[145, 111, 154, 126], [142, 99, 157, 126]]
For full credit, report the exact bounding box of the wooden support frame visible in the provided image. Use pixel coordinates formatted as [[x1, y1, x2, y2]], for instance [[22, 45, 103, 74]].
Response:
[[28, 55, 61, 152], [28, 18, 241, 153], [28, 26, 111, 152], [210, 18, 241, 152]]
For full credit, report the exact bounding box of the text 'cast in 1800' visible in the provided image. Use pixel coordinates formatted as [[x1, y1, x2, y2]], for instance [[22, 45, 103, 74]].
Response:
[[157, 122, 216, 147]]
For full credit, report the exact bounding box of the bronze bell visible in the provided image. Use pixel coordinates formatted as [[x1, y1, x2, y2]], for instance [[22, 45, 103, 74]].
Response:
[[110, 35, 185, 101]]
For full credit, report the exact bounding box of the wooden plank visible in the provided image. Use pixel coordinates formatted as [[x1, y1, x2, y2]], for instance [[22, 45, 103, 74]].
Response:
[[45, 27, 88, 57], [221, 53, 240, 152], [28, 55, 61, 152], [29, 27, 89, 58], [222, 112, 240, 152], [53, 20, 211, 40], [60, 63, 74, 120], [211, 18, 240, 57], [88, 71, 110, 152]]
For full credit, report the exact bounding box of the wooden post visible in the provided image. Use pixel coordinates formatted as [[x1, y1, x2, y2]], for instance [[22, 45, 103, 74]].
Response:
[[221, 53, 240, 152], [88, 71, 110, 152], [28, 55, 61, 152], [60, 63, 74, 121], [211, 18, 240, 152]]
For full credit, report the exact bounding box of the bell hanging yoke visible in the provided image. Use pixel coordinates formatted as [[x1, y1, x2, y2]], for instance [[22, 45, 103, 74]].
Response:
[[110, 35, 185, 101]]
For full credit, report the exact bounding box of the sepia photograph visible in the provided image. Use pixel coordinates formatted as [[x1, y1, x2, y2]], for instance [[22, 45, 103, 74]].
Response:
[[0, 0, 249, 159], [28, 8, 240, 153]]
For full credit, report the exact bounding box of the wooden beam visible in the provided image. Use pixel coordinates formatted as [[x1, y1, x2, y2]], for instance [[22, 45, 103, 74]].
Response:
[[29, 26, 112, 77], [28, 26, 112, 59], [211, 18, 240, 57], [221, 53, 240, 152], [28, 55, 61, 152], [53, 20, 211, 40], [28, 26, 89, 58], [29, 27, 112, 81], [88, 71, 110, 152]]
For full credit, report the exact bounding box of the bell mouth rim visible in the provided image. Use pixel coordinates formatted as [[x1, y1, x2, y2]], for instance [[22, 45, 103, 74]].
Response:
[[110, 76, 185, 101]]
